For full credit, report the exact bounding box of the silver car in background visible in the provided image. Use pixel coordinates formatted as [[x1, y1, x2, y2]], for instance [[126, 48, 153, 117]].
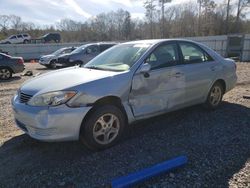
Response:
[[12, 39, 237, 150], [39, 47, 76, 69], [0, 53, 25, 80]]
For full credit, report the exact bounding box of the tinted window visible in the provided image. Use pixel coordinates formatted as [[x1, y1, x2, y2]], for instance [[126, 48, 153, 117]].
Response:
[[100, 44, 114, 52], [146, 43, 179, 70], [23, 34, 28, 37], [0, 55, 3, 60], [179, 42, 212, 64], [63, 48, 74, 54], [17, 35, 23, 38], [86, 45, 100, 54]]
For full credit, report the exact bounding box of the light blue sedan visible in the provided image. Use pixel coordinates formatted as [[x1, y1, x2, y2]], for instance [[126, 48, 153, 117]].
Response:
[[12, 39, 237, 150]]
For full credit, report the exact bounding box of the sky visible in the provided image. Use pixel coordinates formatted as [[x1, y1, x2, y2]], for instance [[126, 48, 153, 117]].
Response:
[[0, 0, 194, 26]]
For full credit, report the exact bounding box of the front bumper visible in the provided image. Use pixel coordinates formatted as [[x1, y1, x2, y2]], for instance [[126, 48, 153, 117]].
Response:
[[39, 59, 50, 65], [13, 64, 25, 73], [11, 94, 91, 141], [225, 74, 237, 93]]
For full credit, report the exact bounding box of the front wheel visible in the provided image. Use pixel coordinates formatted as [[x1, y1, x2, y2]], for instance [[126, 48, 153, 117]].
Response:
[[204, 82, 224, 110], [74, 61, 83, 67], [49, 60, 57, 69], [80, 105, 126, 150]]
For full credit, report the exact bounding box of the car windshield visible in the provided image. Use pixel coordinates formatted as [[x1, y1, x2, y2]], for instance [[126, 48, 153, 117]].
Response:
[[84, 43, 151, 71], [71, 46, 85, 54], [52, 48, 66, 56]]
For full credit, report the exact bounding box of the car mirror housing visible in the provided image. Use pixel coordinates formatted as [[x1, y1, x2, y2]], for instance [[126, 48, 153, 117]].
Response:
[[140, 63, 151, 74]]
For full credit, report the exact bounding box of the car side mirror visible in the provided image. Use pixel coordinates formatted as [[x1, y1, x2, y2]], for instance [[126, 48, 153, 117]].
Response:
[[139, 63, 151, 78]]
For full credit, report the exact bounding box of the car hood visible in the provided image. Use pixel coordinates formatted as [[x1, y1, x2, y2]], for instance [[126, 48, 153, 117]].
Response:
[[20, 67, 121, 95], [40, 55, 55, 59], [58, 53, 71, 59]]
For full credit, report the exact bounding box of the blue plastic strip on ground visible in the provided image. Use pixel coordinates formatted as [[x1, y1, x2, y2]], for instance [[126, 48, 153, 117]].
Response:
[[111, 155, 188, 188]]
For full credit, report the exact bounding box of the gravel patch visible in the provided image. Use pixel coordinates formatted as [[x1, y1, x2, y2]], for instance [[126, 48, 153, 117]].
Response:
[[0, 62, 249, 188]]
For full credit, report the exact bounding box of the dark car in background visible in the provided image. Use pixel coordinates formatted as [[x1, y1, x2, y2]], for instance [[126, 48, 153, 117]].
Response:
[[0, 53, 25, 80], [40, 33, 61, 43], [39, 47, 76, 69], [56, 42, 117, 67]]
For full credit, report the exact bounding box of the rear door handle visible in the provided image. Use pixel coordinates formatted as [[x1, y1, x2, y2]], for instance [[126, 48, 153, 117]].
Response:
[[173, 72, 184, 77], [210, 66, 216, 71]]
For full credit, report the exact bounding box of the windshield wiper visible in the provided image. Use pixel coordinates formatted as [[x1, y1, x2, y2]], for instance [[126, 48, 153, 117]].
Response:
[[85, 66, 106, 70]]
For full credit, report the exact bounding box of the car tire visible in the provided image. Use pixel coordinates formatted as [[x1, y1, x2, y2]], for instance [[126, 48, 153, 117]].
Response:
[[80, 105, 126, 151], [23, 40, 28, 44], [0, 67, 12, 80], [204, 82, 224, 110], [75, 61, 83, 67], [49, 60, 57, 69]]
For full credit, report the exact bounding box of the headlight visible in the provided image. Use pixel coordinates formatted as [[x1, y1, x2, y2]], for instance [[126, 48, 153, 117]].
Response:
[[27, 91, 76, 107]]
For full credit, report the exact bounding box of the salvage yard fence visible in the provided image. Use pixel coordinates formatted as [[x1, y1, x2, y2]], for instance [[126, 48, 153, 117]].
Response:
[[0, 34, 249, 61]]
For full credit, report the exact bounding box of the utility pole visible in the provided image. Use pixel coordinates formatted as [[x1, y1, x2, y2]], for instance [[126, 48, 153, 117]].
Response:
[[159, 0, 171, 38]]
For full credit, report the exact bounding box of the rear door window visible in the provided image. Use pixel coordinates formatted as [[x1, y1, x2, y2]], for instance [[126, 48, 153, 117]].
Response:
[[17, 35, 23, 38], [179, 42, 213, 64]]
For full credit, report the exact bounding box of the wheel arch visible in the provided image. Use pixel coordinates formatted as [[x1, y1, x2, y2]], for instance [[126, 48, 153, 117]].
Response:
[[0, 66, 13, 73], [79, 95, 128, 135], [213, 79, 226, 94]]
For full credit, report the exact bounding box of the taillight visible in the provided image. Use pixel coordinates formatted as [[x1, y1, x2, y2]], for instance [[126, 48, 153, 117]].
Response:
[[17, 58, 24, 64]]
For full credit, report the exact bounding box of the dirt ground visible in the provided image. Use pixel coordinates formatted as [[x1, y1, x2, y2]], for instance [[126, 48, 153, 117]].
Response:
[[0, 63, 249, 188]]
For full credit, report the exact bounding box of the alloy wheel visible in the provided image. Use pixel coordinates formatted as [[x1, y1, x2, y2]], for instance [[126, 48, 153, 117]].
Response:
[[209, 86, 222, 106], [93, 113, 120, 145], [0, 68, 11, 79]]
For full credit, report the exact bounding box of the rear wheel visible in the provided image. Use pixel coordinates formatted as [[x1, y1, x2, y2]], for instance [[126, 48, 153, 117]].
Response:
[[0, 67, 12, 80], [204, 82, 224, 110], [80, 105, 125, 150]]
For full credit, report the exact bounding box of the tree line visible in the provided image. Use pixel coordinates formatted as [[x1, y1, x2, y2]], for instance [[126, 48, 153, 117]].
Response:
[[0, 0, 249, 42]]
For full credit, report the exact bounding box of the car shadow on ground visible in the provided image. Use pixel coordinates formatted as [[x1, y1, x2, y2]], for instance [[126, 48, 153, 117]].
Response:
[[0, 102, 249, 187], [0, 76, 21, 82], [36, 67, 51, 70]]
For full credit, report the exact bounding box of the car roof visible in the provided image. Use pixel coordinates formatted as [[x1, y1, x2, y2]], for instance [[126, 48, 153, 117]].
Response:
[[0, 53, 10, 57], [124, 39, 198, 45], [61, 47, 75, 50]]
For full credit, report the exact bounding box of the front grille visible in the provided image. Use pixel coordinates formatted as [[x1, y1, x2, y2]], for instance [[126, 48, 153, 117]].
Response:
[[19, 92, 33, 103]]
